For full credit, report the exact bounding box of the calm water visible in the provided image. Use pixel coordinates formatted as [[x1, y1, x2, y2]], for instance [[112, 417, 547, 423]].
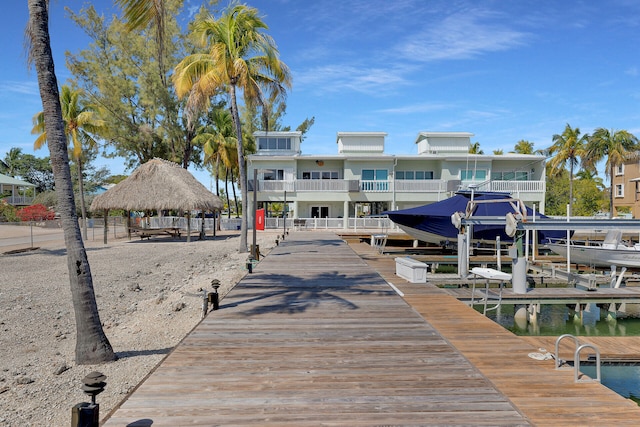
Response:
[[481, 303, 640, 404], [480, 303, 640, 336], [581, 365, 640, 405]]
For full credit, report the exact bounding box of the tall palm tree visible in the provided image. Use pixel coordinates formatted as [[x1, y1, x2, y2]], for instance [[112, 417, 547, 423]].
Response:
[[116, 0, 167, 85], [512, 140, 535, 154], [469, 141, 483, 154], [173, 3, 292, 252], [0, 147, 23, 177], [547, 124, 588, 216], [32, 85, 105, 239], [27, 0, 116, 364], [195, 108, 238, 198], [584, 128, 639, 218]]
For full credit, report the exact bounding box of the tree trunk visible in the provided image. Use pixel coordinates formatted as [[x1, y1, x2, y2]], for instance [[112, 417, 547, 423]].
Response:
[[569, 162, 574, 217], [610, 163, 615, 219], [228, 86, 248, 252], [231, 168, 239, 218], [77, 158, 88, 239], [225, 169, 231, 219], [28, 0, 116, 365]]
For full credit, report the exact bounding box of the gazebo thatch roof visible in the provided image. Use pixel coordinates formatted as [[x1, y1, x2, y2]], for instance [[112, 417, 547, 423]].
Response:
[[90, 158, 223, 212]]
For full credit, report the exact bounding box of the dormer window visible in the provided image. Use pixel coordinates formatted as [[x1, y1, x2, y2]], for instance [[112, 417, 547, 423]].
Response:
[[258, 137, 292, 150]]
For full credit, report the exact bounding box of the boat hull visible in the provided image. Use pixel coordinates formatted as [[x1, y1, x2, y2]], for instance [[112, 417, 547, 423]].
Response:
[[546, 243, 640, 268]]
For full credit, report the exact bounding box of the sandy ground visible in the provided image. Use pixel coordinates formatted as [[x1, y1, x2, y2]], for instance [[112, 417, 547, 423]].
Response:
[[0, 224, 277, 426]]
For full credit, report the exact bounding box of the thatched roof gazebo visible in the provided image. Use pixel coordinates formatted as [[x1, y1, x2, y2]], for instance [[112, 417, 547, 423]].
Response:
[[90, 158, 223, 242]]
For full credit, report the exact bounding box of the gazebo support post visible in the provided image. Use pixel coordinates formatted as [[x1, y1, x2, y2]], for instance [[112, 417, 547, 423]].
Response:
[[187, 212, 191, 243], [126, 210, 131, 240], [103, 209, 108, 244], [200, 211, 205, 240]]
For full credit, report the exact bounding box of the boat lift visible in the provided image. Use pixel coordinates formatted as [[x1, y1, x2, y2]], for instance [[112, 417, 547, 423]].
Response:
[[459, 215, 640, 291]]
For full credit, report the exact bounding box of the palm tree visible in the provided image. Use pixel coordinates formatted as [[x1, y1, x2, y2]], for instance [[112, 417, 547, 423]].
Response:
[[27, 0, 116, 364], [492, 149, 503, 155], [32, 85, 105, 239], [584, 128, 639, 218], [116, 0, 167, 85], [173, 3, 292, 252], [469, 142, 483, 154], [547, 124, 588, 216], [0, 147, 23, 177], [195, 109, 238, 198], [512, 140, 535, 154]]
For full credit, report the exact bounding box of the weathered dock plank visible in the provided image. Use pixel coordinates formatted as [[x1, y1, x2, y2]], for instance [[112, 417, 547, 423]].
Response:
[[104, 232, 529, 426]]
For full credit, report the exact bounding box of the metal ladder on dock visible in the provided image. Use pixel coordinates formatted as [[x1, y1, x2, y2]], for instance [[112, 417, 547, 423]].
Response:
[[555, 334, 601, 383]]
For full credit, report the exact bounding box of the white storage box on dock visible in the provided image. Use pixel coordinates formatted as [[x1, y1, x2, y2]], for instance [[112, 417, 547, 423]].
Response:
[[395, 257, 428, 283]]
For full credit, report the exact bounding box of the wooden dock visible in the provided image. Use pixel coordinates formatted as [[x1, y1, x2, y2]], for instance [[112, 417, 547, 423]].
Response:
[[104, 232, 640, 426]]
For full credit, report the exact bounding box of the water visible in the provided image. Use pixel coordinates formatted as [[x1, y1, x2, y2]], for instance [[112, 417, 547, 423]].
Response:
[[581, 365, 640, 405], [481, 303, 640, 404], [480, 303, 640, 336]]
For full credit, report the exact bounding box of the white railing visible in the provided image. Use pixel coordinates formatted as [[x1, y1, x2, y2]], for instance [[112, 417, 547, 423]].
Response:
[[259, 180, 295, 192], [360, 180, 390, 192], [489, 180, 545, 193], [3, 196, 35, 205], [294, 180, 351, 192], [394, 180, 447, 192]]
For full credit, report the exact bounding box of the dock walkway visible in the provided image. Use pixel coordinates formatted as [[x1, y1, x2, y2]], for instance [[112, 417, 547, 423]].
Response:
[[104, 232, 640, 426]]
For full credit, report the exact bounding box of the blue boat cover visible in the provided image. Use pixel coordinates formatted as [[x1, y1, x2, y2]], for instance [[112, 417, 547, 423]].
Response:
[[383, 191, 563, 243]]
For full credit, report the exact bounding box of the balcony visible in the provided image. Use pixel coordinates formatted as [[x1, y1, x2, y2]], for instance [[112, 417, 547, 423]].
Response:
[[256, 179, 544, 195], [466, 180, 546, 193], [2, 196, 35, 206]]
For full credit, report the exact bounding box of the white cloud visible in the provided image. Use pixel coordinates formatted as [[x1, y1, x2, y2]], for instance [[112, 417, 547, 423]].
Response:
[[294, 64, 412, 96], [397, 9, 529, 62], [0, 81, 39, 96]]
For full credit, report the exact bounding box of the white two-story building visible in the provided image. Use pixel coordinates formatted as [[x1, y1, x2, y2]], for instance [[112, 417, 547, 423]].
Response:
[[247, 131, 546, 228]]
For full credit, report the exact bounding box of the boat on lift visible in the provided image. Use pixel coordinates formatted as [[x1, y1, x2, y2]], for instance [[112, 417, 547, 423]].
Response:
[[383, 190, 564, 246], [546, 230, 640, 268]]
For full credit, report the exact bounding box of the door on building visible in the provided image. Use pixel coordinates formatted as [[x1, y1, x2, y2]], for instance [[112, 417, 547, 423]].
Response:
[[311, 206, 329, 218]]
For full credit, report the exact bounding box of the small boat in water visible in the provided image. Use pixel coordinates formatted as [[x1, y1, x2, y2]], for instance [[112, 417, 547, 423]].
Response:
[[383, 190, 564, 246], [546, 230, 640, 268]]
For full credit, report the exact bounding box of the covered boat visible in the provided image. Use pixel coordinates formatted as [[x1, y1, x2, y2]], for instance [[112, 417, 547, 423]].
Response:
[[384, 191, 563, 245]]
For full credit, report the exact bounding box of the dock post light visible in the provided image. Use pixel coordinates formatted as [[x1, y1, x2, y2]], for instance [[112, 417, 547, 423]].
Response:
[[71, 371, 106, 427], [209, 279, 220, 310]]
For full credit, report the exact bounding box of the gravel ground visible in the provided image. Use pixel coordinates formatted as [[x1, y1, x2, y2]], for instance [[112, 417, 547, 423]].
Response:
[[0, 225, 277, 426]]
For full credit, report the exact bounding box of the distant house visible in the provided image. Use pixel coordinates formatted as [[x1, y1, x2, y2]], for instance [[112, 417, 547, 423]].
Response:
[[611, 158, 640, 218], [247, 131, 547, 228], [0, 173, 36, 206]]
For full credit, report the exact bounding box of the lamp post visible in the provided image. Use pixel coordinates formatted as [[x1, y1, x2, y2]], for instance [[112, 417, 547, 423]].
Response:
[[252, 168, 258, 260], [283, 190, 287, 240]]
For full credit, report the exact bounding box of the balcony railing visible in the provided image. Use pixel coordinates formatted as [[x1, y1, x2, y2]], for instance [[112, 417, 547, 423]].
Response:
[[467, 180, 546, 193], [359, 180, 389, 192], [256, 179, 545, 194], [394, 180, 447, 192], [2, 196, 35, 206]]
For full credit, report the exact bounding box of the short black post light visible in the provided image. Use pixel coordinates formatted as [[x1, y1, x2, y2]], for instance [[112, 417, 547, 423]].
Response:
[[209, 279, 220, 311], [71, 371, 106, 427], [246, 257, 253, 273]]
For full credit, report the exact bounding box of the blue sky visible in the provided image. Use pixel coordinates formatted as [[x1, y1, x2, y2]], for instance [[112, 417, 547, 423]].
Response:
[[3, 0, 640, 188]]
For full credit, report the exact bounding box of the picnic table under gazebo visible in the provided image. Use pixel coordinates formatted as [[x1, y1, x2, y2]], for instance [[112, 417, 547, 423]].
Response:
[[90, 158, 223, 243]]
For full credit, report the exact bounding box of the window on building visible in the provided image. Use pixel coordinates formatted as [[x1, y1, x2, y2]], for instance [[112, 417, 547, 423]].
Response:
[[302, 170, 338, 179], [257, 137, 291, 150], [491, 171, 529, 181], [615, 184, 624, 197], [461, 169, 487, 180], [395, 170, 435, 180], [263, 169, 284, 180], [363, 169, 388, 180], [616, 164, 624, 176]]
